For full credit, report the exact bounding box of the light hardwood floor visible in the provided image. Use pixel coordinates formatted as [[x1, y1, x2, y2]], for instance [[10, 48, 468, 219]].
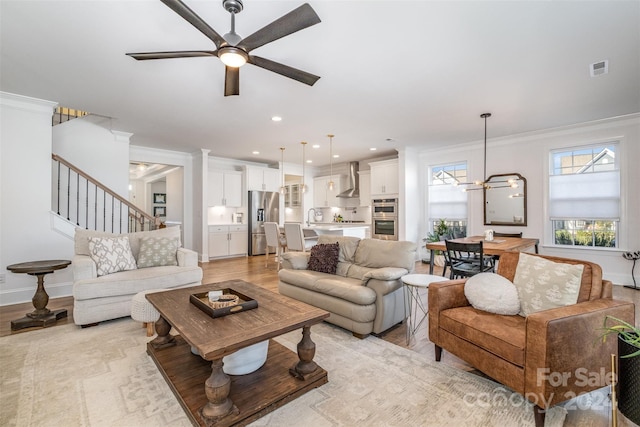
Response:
[[1, 255, 638, 426]]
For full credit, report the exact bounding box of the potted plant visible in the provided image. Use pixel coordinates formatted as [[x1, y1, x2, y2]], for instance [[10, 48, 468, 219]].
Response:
[[423, 219, 450, 267], [601, 315, 640, 425]]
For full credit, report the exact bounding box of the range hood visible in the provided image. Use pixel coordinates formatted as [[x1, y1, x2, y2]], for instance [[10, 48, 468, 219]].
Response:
[[337, 162, 360, 198]]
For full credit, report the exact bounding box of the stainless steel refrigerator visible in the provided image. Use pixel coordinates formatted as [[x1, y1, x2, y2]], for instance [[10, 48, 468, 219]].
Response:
[[248, 190, 280, 256]]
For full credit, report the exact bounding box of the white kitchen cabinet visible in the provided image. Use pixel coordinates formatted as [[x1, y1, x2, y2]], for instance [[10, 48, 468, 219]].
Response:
[[208, 171, 242, 207], [357, 170, 371, 206], [228, 225, 248, 256], [313, 175, 344, 208], [284, 183, 301, 207], [208, 225, 248, 258], [246, 166, 280, 192], [370, 159, 399, 196]]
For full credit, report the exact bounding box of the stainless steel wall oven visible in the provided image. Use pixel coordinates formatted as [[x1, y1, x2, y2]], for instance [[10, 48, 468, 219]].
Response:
[[371, 198, 398, 240]]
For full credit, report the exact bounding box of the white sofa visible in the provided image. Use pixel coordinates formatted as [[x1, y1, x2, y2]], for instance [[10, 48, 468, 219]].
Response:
[[72, 227, 202, 326]]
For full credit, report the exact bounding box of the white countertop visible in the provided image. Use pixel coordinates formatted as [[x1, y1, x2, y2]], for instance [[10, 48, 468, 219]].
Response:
[[305, 224, 370, 231]]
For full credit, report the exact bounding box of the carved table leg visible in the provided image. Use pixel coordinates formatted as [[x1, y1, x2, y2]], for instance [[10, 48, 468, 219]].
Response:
[[149, 316, 175, 349], [11, 272, 67, 330], [28, 273, 51, 317], [200, 359, 239, 424], [290, 325, 318, 380]]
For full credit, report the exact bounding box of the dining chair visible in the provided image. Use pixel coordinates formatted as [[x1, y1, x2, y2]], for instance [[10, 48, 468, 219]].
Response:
[[284, 223, 315, 252], [264, 222, 286, 270], [444, 240, 494, 279], [487, 232, 524, 268]]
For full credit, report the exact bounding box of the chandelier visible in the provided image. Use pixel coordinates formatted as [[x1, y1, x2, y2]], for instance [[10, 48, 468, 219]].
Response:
[[455, 113, 518, 191]]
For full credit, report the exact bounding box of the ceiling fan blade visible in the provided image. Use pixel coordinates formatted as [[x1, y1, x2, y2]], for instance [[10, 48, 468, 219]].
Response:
[[248, 55, 320, 86], [126, 50, 217, 60], [225, 67, 240, 96], [239, 3, 321, 53], [160, 0, 227, 49]]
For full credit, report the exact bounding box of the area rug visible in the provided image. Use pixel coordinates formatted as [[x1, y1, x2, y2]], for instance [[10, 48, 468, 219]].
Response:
[[0, 318, 567, 426]]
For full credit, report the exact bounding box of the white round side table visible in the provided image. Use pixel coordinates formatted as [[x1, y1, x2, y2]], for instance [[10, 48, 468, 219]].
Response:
[[402, 274, 446, 345]]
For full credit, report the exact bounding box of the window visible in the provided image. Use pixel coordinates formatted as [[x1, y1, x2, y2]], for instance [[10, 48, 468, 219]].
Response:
[[429, 163, 468, 236], [549, 143, 619, 248]]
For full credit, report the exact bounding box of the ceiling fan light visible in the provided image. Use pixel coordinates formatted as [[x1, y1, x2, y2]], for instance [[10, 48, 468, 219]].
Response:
[[219, 47, 248, 68]]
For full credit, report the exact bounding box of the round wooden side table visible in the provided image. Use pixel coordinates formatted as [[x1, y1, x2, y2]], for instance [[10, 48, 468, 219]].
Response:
[[7, 259, 71, 331]]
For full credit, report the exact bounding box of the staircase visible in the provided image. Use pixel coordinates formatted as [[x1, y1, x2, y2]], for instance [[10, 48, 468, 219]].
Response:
[[52, 106, 89, 126], [52, 154, 157, 234]]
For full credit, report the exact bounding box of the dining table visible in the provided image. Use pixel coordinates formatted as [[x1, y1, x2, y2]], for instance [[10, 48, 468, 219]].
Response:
[[425, 236, 540, 275]]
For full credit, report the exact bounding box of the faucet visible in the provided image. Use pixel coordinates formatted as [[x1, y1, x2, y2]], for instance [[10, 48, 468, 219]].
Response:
[[307, 208, 316, 227]]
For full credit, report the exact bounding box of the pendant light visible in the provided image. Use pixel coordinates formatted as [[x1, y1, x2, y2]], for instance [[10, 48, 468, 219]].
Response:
[[279, 147, 287, 195], [455, 113, 492, 191], [454, 113, 518, 191], [327, 134, 335, 191], [300, 141, 308, 193]]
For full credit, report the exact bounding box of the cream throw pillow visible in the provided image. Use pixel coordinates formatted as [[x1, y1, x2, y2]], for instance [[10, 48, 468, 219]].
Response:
[[464, 273, 521, 315], [137, 236, 179, 268], [512, 253, 584, 317], [88, 236, 137, 276]]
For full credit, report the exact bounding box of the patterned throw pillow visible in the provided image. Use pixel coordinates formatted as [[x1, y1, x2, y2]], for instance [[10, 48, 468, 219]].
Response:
[[136, 237, 179, 268], [307, 243, 340, 274], [88, 236, 137, 276], [512, 253, 584, 317]]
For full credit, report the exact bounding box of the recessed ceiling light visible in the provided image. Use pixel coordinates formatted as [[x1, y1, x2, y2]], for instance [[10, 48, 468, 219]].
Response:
[[312, 144, 320, 149], [333, 154, 340, 158], [252, 151, 260, 155], [370, 148, 377, 151], [271, 116, 282, 122], [306, 160, 313, 163]]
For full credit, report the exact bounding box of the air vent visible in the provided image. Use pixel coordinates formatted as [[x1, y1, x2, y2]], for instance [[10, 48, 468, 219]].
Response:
[[590, 60, 609, 77]]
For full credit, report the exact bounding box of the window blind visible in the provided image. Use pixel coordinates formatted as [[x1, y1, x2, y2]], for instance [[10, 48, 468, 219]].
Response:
[[549, 170, 620, 220], [429, 184, 467, 220]]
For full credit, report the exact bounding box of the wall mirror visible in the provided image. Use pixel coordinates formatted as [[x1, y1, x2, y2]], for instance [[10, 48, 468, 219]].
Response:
[[484, 173, 527, 226]]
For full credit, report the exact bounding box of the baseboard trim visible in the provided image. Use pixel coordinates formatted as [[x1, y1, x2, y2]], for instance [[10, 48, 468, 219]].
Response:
[[0, 282, 73, 306]]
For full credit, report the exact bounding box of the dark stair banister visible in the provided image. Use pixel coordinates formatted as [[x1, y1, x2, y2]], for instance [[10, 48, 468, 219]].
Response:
[[52, 154, 157, 233]]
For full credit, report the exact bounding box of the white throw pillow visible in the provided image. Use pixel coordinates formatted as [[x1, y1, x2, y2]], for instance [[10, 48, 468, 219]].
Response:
[[464, 273, 521, 315], [88, 236, 137, 276], [512, 253, 584, 317]]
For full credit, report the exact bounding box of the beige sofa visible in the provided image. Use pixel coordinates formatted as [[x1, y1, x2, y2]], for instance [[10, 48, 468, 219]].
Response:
[[72, 227, 202, 326], [278, 235, 416, 337]]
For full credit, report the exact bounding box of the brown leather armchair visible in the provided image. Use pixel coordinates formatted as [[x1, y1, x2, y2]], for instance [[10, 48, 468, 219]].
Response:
[[428, 252, 635, 427]]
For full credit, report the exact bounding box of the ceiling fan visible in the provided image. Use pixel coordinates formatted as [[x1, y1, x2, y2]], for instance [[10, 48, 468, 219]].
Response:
[[126, 0, 321, 96]]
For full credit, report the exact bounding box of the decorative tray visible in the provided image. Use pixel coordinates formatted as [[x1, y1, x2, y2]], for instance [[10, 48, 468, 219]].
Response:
[[190, 288, 258, 319]]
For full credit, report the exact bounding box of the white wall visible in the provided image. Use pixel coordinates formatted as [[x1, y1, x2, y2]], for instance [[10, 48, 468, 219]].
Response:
[[399, 147, 420, 250], [166, 168, 183, 225], [0, 92, 75, 304], [414, 114, 640, 286], [52, 118, 130, 197]]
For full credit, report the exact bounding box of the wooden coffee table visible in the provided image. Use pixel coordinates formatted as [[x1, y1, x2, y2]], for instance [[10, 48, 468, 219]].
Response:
[[145, 279, 330, 427]]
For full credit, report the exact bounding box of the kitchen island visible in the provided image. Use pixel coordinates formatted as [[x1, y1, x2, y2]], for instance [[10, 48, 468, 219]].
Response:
[[304, 223, 370, 239]]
